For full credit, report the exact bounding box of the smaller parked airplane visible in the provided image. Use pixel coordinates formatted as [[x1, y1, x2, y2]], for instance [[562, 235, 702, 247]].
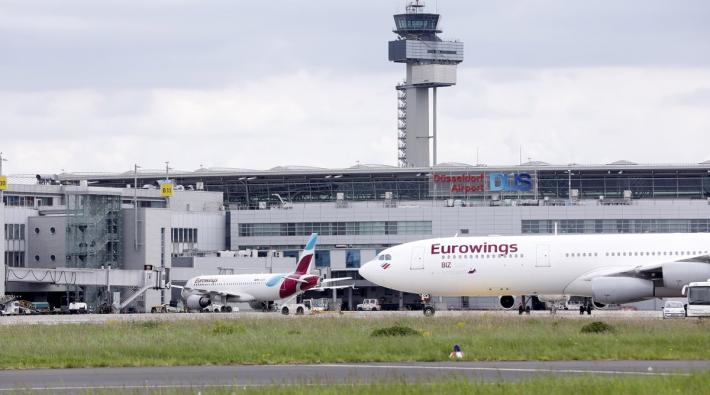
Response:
[[176, 233, 351, 311]]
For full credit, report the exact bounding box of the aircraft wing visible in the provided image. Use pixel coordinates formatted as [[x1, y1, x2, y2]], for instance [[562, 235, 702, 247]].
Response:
[[311, 284, 356, 292], [182, 285, 255, 301], [575, 255, 710, 281], [320, 277, 352, 284]]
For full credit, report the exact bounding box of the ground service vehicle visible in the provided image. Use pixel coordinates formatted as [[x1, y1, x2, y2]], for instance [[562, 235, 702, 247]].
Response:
[[356, 299, 381, 311], [683, 279, 710, 317], [662, 300, 686, 319], [279, 301, 311, 315], [68, 302, 88, 314]]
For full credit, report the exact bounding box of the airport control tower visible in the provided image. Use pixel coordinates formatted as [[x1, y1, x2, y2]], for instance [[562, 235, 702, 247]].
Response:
[[389, 1, 463, 167]]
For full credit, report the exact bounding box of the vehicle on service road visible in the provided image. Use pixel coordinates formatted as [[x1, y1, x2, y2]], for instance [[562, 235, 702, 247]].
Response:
[[662, 300, 686, 319], [279, 301, 311, 315], [358, 233, 710, 316], [68, 302, 88, 314], [683, 279, 710, 317], [356, 299, 381, 311]]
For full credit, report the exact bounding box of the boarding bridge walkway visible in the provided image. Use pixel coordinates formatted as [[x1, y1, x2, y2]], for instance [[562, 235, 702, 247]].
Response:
[[4, 266, 168, 311]]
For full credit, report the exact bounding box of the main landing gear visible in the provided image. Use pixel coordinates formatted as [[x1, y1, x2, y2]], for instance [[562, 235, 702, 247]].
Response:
[[421, 294, 435, 316], [579, 304, 592, 315], [518, 295, 531, 315]]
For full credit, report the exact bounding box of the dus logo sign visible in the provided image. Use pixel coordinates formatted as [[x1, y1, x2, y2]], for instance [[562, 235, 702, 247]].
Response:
[[489, 173, 533, 192]]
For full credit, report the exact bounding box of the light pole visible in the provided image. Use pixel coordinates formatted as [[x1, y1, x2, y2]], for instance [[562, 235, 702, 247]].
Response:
[[567, 169, 572, 205], [0, 152, 7, 203], [238, 177, 256, 209], [134, 164, 141, 250]]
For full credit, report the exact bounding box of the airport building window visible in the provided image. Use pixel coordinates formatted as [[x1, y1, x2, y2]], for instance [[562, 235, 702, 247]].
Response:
[[238, 221, 432, 237], [315, 250, 331, 268], [4, 251, 25, 267], [522, 219, 710, 234], [4, 224, 25, 240], [346, 250, 361, 268]]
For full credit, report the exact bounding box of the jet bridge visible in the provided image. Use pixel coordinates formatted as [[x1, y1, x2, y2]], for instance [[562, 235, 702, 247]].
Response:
[[4, 266, 169, 312]]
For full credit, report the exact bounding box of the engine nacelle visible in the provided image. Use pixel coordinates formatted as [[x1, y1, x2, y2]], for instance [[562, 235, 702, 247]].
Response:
[[663, 262, 710, 289], [186, 295, 211, 310], [591, 277, 654, 304], [499, 295, 516, 310]]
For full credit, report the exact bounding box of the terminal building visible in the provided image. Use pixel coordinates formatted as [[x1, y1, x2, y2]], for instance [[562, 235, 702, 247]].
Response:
[[50, 161, 710, 310]]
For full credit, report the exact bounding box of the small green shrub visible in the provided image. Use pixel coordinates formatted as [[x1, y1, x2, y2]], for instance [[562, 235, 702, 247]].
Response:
[[371, 325, 421, 337], [581, 321, 614, 334], [211, 322, 246, 335], [134, 321, 162, 330]]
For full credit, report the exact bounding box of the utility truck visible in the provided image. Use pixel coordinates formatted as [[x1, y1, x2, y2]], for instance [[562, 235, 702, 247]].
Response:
[[683, 279, 710, 317], [356, 299, 381, 311]]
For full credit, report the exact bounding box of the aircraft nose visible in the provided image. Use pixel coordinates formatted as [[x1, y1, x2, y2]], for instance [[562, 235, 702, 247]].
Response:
[[358, 261, 377, 282]]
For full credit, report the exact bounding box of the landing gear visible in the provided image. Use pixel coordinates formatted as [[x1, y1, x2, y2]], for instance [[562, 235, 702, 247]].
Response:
[[518, 296, 531, 315], [421, 294, 435, 317], [580, 304, 592, 315]]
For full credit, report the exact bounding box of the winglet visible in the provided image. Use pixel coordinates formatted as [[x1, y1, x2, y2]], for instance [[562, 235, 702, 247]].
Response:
[[305, 233, 318, 251]]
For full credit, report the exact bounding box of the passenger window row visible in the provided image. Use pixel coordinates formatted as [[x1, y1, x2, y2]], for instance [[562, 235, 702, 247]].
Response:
[[440, 254, 524, 260], [565, 250, 709, 258]]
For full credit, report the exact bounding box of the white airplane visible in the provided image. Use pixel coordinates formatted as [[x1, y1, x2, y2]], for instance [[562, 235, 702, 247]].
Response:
[[177, 233, 351, 311], [358, 233, 710, 315]]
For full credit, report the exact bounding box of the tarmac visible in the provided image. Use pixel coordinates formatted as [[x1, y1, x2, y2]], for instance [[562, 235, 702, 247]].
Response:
[[0, 309, 664, 326], [0, 361, 707, 392]]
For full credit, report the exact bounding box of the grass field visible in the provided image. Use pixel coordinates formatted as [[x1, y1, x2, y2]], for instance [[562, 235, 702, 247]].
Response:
[[0, 314, 708, 369]]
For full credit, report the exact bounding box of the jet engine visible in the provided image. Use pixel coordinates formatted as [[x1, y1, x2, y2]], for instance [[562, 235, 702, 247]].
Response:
[[662, 262, 710, 289], [591, 277, 654, 304], [498, 295, 516, 309], [186, 295, 211, 310]]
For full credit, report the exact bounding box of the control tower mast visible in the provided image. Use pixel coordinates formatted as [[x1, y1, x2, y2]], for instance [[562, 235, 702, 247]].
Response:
[[389, 0, 463, 167]]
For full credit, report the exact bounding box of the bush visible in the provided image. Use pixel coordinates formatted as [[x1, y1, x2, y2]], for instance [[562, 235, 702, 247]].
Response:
[[581, 321, 614, 334], [371, 325, 421, 337], [211, 322, 246, 335]]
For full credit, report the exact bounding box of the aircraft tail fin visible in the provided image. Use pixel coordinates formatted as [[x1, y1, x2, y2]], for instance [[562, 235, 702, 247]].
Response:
[[294, 233, 318, 275]]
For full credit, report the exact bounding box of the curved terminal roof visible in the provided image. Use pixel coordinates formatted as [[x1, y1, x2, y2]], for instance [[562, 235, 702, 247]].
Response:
[[519, 161, 550, 166], [57, 161, 710, 182], [607, 160, 638, 165], [435, 162, 473, 167]]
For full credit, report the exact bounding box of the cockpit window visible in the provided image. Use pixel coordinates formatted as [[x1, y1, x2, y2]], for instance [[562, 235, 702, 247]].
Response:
[[385, 254, 392, 260], [377, 254, 392, 261]]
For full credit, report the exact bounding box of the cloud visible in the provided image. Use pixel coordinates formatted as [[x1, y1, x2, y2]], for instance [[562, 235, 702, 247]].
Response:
[[1, 67, 709, 175]]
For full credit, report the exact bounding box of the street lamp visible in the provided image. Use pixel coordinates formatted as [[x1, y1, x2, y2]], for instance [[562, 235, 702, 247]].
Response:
[[0, 152, 8, 204], [134, 164, 141, 250], [238, 177, 256, 208]]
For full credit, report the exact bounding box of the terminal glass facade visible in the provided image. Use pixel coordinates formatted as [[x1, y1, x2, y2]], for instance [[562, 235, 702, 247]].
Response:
[[522, 219, 710, 234], [82, 166, 710, 209], [65, 193, 123, 269], [238, 221, 432, 237]]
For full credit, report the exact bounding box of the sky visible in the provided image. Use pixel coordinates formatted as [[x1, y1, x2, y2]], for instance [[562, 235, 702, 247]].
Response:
[[1, 0, 710, 175]]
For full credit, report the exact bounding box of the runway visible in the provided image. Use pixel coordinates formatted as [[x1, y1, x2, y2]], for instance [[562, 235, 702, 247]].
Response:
[[0, 361, 707, 392]]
